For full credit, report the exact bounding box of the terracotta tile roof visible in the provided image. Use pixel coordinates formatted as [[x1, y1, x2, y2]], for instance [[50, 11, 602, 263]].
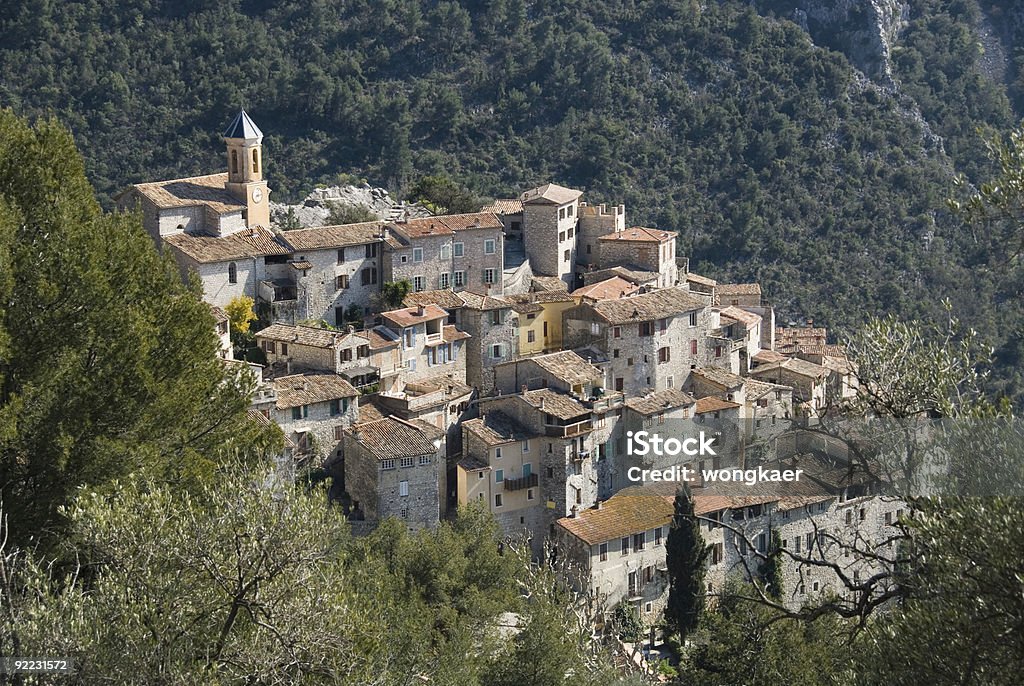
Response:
[[366, 326, 401, 350], [464, 411, 535, 446], [557, 494, 674, 546], [403, 374, 473, 399], [744, 378, 792, 399], [750, 358, 828, 380], [717, 283, 762, 297], [775, 326, 828, 344], [273, 373, 359, 410], [531, 276, 569, 292], [624, 388, 696, 415], [459, 456, 490, 471], [691, 367, 746, 389], [585, 266, 661, 286], [598, 226, 677, 243], [284, 221, 385, 250], [441, 212, 503, 231], [403, 289, 466, 310], [256, 323, 338, 348], [164, 226, 291, 264], [356, 399, 388, 424], [753, 350, 788, 365], [381, 304, 449, 328], [349, 416, 443, 459], [572, 276, 639, 301], [719, 306, 761, 328], [695, 396, 741, 414], [481, 199, 524, 214], [589, 288, 706, 324], [520, 183, 583, 205], [389, 217, 455, 238], [290, 260, 313, 270], [511, 301, 543, 314], [132, 172, 244, 215], [456, 291, 512, 311], [526, 351, 603, 386], [441, 325, 471, 343], [685, 272, 718, 287], [522, 388, 590, 420]]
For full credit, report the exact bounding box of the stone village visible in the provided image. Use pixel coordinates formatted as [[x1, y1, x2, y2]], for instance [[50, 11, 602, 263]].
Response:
[[119, 111, 906, 629]]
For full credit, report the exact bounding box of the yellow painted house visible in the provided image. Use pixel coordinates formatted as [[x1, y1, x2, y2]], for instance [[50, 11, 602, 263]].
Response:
[[508, 290, 575, 355]]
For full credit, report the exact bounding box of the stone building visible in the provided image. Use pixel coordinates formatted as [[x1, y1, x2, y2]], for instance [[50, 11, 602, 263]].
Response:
[[717, 305, 763, 372], [521, 183, 583, 286], [562, 288, 712, 396], [481, 198, 524, 242], [343, 416, 446, 529], [210, 305, 232, 359], [492, 350, 605, 398], [374, 375, 473, 459], [749, 358, 828, 417], [458, 411, 546, 555], [119, 110, 270, 248], [596, 227, 678, 289], [577, 202, 626, 271], [379, 304, 470, 385], [382, 213, 504, 296], [257, 372, 360, 468], [506, 290, 576, 356], [716, 283, 762, 308]]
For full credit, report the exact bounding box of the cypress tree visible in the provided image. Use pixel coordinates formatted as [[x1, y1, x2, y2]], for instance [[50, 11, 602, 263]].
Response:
[[665, 481, 710, 642]]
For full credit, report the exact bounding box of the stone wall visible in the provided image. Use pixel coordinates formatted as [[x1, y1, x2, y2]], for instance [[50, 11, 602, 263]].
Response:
[[343, 436, 443, 529], [577, 203, 625, 268], [291, 244, 381, 323]]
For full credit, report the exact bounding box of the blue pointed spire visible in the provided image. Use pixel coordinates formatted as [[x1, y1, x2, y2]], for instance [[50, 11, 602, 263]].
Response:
[[223, 110, 263, 140]]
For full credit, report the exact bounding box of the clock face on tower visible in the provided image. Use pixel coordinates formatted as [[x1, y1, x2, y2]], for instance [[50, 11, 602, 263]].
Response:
[[251, 187, 263, 203]]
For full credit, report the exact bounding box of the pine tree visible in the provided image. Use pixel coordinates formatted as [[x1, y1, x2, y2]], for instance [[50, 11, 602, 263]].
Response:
[[665, 482, 710, 642]]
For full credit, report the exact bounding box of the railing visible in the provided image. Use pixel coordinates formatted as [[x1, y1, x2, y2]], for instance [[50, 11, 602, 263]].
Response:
[[503, 473, 538, 492], [424, 331, 443, 344], [544, 420, 593, 437]]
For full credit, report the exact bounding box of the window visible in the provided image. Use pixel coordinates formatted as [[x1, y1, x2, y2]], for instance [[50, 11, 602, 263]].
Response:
[[885, 511, 892, 525], [361, 267, 377, 285], [860, 508, 867, 521], [613, 349, 619, 358], [453, 242, 464, 257], [413, 247, 423, 263], [613, 326, 621, 338], [559, 231, 566, 242], [567, 204, 574, 216], [495, 447, 503, 459], [715, 345, 722, 358], [639, 322, 653, 337], [262, 340, 276, 354], [252, 149, 259, 173], [419, 455, 431, 466], [543, 322, 548, 337], [559, 208, 566, 220], [399, 481, 409, 497], [495, 494, 503, 508], [291, 405, 308, 420], [599, 543, 608, 562], [568, 227, 574, 238], [667, 376, 674, 387], [563, 249, 570, 261], [806, 532, 814, 550], [336, 274, 349, 290], [739, 537, 747, 555], [365, 243, 378, 258], [527, 330, 536, 343], [484, 239, 496, 254], [633, 533, 645, 551], [690, 340, 698, 355], [483, 268, 497, 284], [522, 440, 530, 453], [490, 343, 503, 359], [382, 459, 396, 470], [341, 348, 353, 362], [439, 272, 450, 289], [329, 399, 341, 416], [413, 276, 425, 292], [794, 536, 801, 553], [400, 456, 415, 468], [655, 527, 663, 546], [757, 533, 766, 553], [495, 469, 504, 483], [845, 510, 853, 525], [590, 322, 600, 336], [281, 343, 288, 355], [401, 255, 408, 263], [627, 357, 634, 366], [440, 244, 451, 260], [621, 537, 629, 556], [230, 150, 238, 174], [658, 318, 668, 332], [228, 262, 237, 284], [688, 311, 698, 327], [453, 270, 465, 287], [490, 310, 502, 325], [712, 543, 723, 564], [658, 347, 671, 364], [357, 345, 369, 358], [527, 488, 534, 500]]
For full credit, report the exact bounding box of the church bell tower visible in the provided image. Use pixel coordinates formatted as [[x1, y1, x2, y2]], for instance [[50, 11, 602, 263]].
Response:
[[223, 110, 270, 228]]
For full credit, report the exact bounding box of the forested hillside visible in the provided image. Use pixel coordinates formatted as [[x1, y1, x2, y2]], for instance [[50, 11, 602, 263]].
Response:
[[1, 0, 1022, 395]]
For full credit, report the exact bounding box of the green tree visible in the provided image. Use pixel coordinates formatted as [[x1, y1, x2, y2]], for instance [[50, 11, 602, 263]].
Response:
[[410, 175, 480, 215], [380, 279, 413, 310], [224, 295, 257, 335], [326, 202, 379, 225], [758, 530, 784, 601], [0, 111, 279, 547], [664, 482, 709, 642]]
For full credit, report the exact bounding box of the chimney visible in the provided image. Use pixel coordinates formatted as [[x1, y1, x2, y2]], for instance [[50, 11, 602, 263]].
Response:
[[538, 397, 545, 409], [417, 304, 426, 316], [570, 505, 579, 518], [521, 384, 528, 395], [594, 501, 603, 510]]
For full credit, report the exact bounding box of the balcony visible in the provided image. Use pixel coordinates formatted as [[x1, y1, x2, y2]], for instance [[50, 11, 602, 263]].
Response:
[[259, 278, 297, 303], [544, 419, 592, 437], [503, 473, 539, 492]]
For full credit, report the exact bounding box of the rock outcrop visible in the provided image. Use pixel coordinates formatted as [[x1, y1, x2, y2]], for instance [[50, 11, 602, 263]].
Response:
[[270, 184, 433, 229]]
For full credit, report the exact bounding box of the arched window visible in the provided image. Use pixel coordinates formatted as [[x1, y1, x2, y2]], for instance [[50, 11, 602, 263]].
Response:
[[230, 150, 238, 174], [228, 262, 237, 284], [252, 149, 259, 174]]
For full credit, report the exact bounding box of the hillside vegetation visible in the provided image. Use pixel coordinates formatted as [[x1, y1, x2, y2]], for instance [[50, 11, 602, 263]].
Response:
[[1, 0, 1022, 394]]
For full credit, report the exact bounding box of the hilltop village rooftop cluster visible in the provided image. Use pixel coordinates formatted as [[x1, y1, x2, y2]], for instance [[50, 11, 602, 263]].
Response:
[[121, 111, 904, 623]]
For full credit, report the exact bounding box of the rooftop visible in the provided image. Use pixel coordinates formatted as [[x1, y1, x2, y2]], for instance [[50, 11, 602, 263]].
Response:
[[464, 411, 535, 446], [389, 212, 502, 239], [624, 388, 697, 416], [572, 276, 640, 301], [751, 357, 828, 380], [381, 304, 449, 328], [349, 416, 444, 459], [598, 226, 676, 243], [284, 221, 385, 251], [133, 172, 244, 215], [223, 110, 263, 140], [481, 198, 524, 215], [520, 183, 583, 206], [273, 373, 359, 410], [522, 388, 590, 420], [164, 226, 291, 263], [691, 366, 746, 389], [256, 323, 339, 348], [557, 494, 673, 546], [752, 349, 788, 365], [685, 272, 718, 287], [590, 288, 706, 324], [695, 396, 741, 414], [521, 350, 604, 386], [719, 306, 762, 328], [717, 283, 762, 297], [531, 276, 569, 292]]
